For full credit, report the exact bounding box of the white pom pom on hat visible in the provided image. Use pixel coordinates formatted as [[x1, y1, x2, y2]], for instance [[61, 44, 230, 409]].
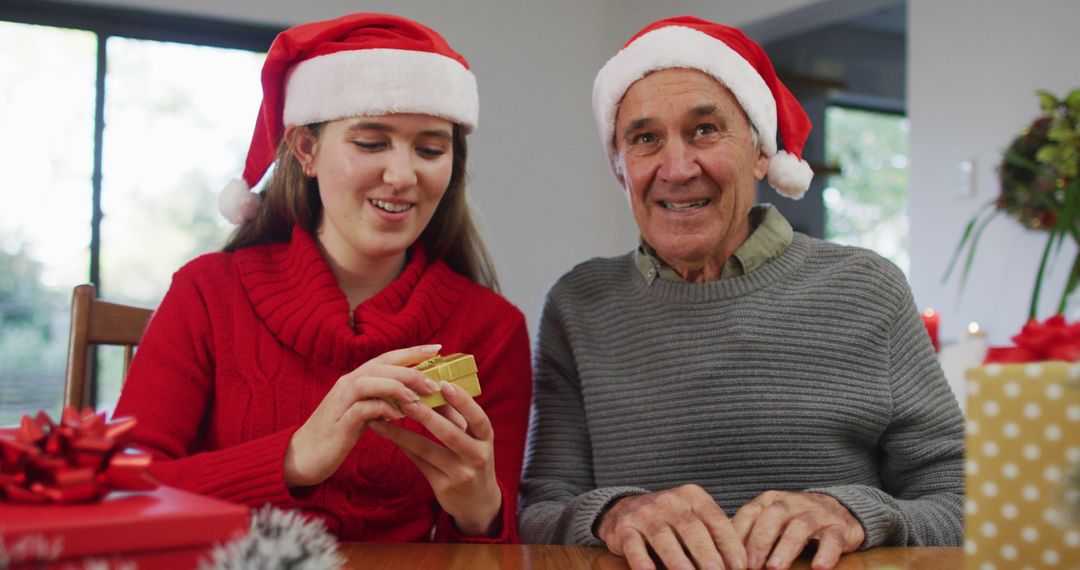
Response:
[[220, 13, 479, 223], [592, 15, 813, 199], [219, 178, 260, 225], [768, 151, 814, 199]]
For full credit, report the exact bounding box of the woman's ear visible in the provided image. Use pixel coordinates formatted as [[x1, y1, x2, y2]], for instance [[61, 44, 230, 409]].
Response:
[[288, 126, 319, 178]]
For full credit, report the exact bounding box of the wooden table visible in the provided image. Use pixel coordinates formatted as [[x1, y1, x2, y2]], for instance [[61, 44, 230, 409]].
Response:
[[339, 543, 962, 569]]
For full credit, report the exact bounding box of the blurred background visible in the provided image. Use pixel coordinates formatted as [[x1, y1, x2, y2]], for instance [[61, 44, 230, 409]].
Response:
[[1, 0, 1077, 422]]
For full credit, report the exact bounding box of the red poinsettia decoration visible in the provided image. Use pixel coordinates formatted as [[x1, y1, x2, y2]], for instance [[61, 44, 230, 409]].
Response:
[[984, 314, 1080, 364], [0, 407, 158, 504]]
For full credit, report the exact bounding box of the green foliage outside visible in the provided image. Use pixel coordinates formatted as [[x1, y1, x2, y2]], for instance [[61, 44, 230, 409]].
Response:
[[824, 106, 910, 274], [0, 244, 69, 425]]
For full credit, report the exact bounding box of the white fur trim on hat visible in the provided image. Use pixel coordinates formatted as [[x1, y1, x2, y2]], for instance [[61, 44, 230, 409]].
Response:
[[592, 25, 776, 170], [767, 150, 813, 199], [284, 48, 479, 132], [219, 178, 260, 224]]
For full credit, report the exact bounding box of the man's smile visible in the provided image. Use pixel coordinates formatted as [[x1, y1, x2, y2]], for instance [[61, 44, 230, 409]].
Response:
[[660, 199, 711, 211]]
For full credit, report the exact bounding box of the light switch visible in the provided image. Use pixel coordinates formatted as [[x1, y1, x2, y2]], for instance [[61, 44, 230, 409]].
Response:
[[955, 159, 976, 198]]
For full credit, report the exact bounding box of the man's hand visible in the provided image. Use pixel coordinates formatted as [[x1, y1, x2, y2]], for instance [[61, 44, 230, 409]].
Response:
[[732, 491, 865, 570], [596, 484, 746, 570]]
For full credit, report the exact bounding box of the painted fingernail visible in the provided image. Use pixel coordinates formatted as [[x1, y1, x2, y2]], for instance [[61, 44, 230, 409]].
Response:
[[424, 379, 439, 392], [423, 344, 442, 353], [440, 381, 457, 395], [406, 389, 421, 401], [403, 401, 419, 411]]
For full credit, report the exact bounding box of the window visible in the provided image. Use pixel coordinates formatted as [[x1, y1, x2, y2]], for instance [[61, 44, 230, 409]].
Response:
[[0, 2, 278, 424], [0, 21, 95, 425], [823, 105, 910, 274]]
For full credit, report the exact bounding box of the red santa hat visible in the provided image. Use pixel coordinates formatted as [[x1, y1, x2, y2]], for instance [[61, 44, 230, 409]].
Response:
[[220, 13, 479, 224], [592, 15, 813, 199]]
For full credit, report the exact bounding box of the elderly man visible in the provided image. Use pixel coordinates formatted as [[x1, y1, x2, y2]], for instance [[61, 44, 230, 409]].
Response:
[[519, 16, 964, 570]]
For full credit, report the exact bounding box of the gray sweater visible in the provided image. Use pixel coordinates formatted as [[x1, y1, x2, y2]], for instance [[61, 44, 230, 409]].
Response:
[[519, 233, 964, 549]]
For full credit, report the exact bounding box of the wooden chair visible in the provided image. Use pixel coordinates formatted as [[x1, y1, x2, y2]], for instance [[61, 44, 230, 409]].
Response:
[[64, 283, 154, 409]]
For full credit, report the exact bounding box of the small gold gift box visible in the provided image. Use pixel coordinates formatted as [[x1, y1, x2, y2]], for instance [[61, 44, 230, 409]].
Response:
[[411, 353, 481, 408], [964, 362, 1080, 569]]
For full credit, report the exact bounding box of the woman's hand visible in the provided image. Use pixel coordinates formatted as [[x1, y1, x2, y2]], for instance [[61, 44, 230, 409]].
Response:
[[284, 344, 442, 488], [369, 381, 503, 537]]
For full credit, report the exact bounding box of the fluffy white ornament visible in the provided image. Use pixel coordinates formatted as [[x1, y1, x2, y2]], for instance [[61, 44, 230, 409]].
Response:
[[0, 533, 64, 567], [200, 506, 344, 570]]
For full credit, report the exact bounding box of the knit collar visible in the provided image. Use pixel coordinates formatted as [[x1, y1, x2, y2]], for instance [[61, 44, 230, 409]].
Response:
[[235, 226, 467, 368], [632, 232, 812, 303], [635, 204, 793, 284]]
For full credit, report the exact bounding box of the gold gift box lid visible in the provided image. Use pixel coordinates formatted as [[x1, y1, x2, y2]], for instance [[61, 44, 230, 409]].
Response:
[[411, 353, 481, 408], [413, 353, 477, 382]]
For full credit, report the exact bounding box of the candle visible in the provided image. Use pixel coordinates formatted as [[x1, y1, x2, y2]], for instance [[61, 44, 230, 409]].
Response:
[[921, 308, 940, 353], [936, 319, 987, 413], [965, 321, 988, 364]]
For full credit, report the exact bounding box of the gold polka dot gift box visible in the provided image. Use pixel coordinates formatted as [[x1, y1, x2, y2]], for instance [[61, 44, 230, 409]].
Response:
[[964, 361, 1080, 569]]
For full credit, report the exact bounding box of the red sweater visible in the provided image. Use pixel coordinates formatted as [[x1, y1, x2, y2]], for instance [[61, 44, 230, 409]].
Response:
[[114, 227, 532, 543]]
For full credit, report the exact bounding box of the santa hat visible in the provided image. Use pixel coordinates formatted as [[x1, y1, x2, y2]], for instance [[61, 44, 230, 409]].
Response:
[[592, 15, 813, 199], [220, 13, 479, 224]]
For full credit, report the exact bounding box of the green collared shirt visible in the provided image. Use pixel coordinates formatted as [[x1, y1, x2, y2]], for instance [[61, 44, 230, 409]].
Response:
[[634, 204, 794, 284]]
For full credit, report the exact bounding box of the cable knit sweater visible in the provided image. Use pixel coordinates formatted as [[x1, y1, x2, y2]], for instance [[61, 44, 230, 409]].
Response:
[[114, 227, 532, 543], [519, 233, 965, 549]]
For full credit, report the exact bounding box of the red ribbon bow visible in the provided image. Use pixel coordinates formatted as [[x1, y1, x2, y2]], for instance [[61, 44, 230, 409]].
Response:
[[983, 315, 1080, 364], [0, 407, 158, 504]]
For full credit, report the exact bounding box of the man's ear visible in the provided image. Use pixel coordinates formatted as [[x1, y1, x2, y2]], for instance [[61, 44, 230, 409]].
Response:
[[613, 153, 628, 190], [752, 147, 769, 181], [288, 126, 318, 177]]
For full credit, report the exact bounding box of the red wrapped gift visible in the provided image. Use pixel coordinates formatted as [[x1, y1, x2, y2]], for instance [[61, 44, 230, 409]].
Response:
[[0, 408, 159, 505], [0, 485, 249, 569], [984, 314, 1080, 364]]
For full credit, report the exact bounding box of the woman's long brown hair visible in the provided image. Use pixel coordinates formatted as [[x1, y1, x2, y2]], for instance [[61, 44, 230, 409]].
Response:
[[224, 123, 499, 291]]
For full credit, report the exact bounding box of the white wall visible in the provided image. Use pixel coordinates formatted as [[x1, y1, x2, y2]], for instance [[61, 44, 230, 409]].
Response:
[[56, 0, 833, 337], [908, 0, 1080, 346]]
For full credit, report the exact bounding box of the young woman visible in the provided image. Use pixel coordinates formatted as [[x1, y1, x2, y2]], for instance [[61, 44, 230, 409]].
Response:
[[113, 13, 532, 543]]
